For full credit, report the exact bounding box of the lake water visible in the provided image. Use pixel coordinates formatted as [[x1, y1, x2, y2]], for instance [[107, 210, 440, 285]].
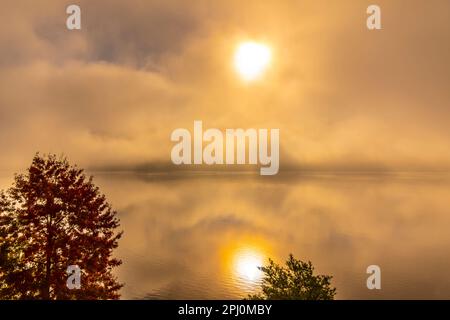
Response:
[[2, 171, 450, 299]]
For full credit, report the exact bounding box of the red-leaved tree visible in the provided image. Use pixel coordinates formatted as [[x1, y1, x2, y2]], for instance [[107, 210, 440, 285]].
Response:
[[0, 154, 123, 299]]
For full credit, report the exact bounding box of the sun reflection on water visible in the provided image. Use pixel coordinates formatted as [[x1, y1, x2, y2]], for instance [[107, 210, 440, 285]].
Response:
[[220, 239, 271, 295], [233, 248, 264, 282]]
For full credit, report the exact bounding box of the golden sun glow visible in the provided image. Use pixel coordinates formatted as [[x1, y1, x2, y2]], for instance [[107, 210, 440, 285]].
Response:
[[234, 41, 272, 81]]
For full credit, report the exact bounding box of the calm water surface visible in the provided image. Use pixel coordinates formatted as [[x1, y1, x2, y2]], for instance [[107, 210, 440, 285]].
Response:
[[2, 171, 450, 299]]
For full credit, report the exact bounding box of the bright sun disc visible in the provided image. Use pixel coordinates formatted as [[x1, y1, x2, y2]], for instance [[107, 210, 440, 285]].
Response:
[[234, 41, 271, 81]]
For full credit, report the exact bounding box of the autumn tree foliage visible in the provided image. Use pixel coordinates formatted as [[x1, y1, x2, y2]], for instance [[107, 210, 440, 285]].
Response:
[[248, 254, 336, 300], [0, 154, 123, 299]]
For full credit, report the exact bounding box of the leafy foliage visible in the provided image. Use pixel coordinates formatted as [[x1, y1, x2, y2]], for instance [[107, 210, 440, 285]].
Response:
[[248, 254, 336, 300], [0, 154, 123, 299]]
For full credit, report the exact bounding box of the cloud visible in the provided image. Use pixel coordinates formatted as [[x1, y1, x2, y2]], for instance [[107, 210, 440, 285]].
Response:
[[1, 1, 450, 174]]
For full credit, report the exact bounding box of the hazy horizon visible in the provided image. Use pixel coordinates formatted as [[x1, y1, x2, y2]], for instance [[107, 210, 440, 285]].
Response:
[[1, 0, 450, 300]]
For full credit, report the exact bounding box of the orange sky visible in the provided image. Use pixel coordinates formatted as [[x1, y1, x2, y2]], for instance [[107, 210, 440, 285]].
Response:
[[1, 1, 450, 299], [0, 0, 449, 173]]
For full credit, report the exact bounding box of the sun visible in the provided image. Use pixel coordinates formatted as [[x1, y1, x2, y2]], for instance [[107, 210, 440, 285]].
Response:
[[234, 41, 272, 81]]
